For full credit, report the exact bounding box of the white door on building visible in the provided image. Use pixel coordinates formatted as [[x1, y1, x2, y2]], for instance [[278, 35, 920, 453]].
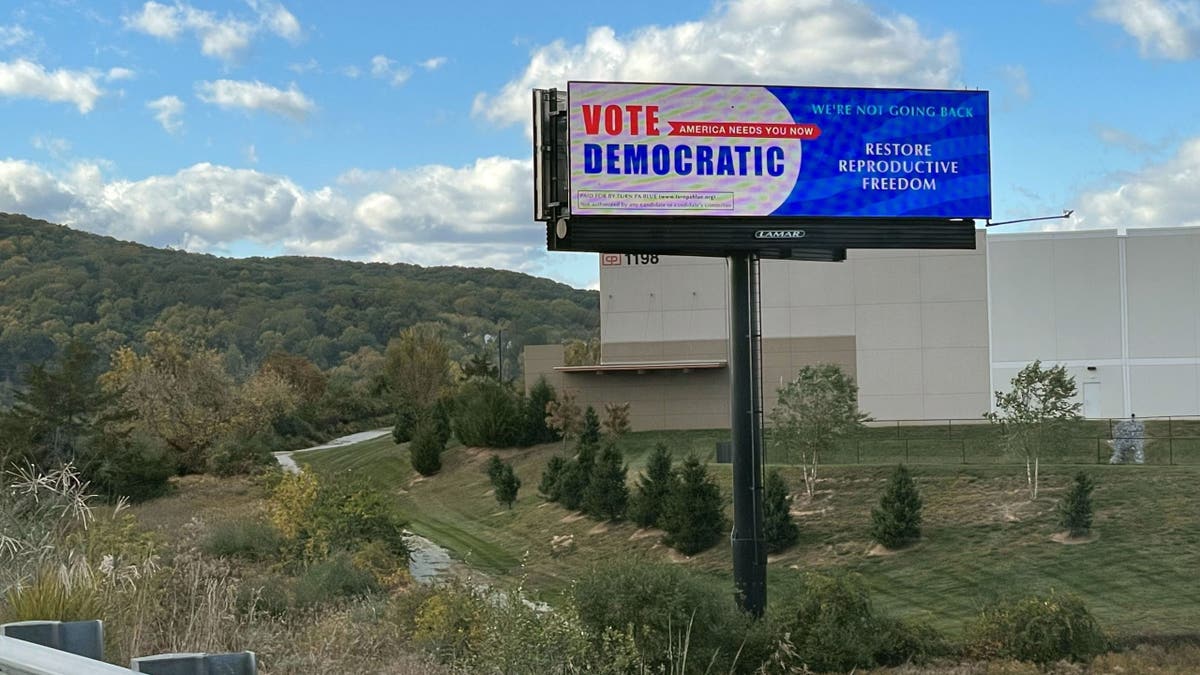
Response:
[[1082, 382, 1101, 419]]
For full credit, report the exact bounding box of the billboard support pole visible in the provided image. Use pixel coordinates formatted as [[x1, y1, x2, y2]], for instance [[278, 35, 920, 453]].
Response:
[[729, 253, 766, 617]]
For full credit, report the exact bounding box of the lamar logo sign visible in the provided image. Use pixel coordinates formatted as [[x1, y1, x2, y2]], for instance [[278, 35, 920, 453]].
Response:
[[754, 229, 806, 240]]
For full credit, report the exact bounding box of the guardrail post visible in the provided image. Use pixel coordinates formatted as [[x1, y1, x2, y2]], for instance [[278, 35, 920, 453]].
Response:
[[131, 652, 257, 675], [2, 620, 104, 660]]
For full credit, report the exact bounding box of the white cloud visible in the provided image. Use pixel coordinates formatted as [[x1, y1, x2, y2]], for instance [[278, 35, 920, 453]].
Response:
[[245, 144, 258, 164], [0, 157, 549, 277], [106, 67, 136, 81], [289, 58, 319, 74], [123, 1, 302, 63], [341, 65, 361, 79], [369, 54, 411, 86], [196, 79, 314, 121], [0, 59, 103, 113], [420, 56, 448, 70], [1094, 0, 1200, 59], [475, 0, 960, 127], [0, 24, 32, 48], [1075, 137, 1200, 229], [148, 95, 185, 133], [1000, 64, 1031, 100], [31, 135, 71, 157]]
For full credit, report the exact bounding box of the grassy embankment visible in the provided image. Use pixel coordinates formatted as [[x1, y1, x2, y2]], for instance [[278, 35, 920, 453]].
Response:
[[297, 428, 1200, 640]]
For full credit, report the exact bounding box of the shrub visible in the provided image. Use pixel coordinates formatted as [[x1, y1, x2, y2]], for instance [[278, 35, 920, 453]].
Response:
[[452, 378, 523, 448], [2, 563, 102, 623], [660, 455, 725, 555], [1059, 471, 1095, 537], [493, 461, 521, 509], [293, 552, 380, 607], [409, 416, 444, 476], [80, 433, 174, 503], [238, 573, 292, 617], [202, 518, 283, 561], [391, 402, 417, 444], [269, 470, 409, 563], [966, 590, 1108, 663], [537, 455, 566, 501], [582, 442, 628, 521], [207, 430, 279, 477], [556, 442, 597, 511], [628, 443, 674, 528], [580, 405, 601, 446], [870, 464, 923, 549], [763, 469, 799, 553], [522, 377, 559, 445], [572, 561, 763, 672], [484, 454, 504, 484]]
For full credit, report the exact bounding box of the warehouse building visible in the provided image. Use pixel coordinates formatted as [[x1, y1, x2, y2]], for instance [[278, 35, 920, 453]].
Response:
[[525, 227, 1200, 429]]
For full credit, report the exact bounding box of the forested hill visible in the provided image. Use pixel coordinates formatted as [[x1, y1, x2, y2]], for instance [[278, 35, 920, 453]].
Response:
[[0, 213, 598, 381]]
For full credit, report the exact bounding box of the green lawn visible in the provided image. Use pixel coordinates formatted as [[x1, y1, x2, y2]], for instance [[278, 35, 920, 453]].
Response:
[[299, 430, 1200, 639]]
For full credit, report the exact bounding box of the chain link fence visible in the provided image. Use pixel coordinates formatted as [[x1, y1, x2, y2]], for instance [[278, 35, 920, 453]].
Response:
[[763, 417, 1200, 466]]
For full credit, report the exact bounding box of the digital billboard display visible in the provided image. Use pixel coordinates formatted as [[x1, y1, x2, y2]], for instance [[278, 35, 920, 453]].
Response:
[[567, 81, 991, 219]]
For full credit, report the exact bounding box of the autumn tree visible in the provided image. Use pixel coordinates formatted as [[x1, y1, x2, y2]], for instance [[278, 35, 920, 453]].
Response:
[[545, 389, 583, 450], [985, 360, 1082, 500], [602, 401, 631, 440], [769, 364, 870, 498], [385, 323, 451, 409]]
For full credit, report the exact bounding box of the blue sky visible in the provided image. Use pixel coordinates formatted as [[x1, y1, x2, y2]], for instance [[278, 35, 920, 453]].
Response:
[[1, 0, 1199, 289]]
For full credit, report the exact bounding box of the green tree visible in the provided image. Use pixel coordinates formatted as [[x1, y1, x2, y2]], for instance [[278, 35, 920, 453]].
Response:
[[538, 455, 566, 502], [409, 415, 444, 476], [522, 376, 559, 445], [582, 442, 628, 521], [384, 324, 451, 412], [462, 352, 499, 380], [660, 455, 725, 555], [628, 443, 675, 528], [493, 461, 521, 509], [763, 469, 799, 553], [484, 454, 505, 484], [870, 464, 923, 549], [580, 405, 601, 447], [557, 441, 597, 512], [769, 363, 870, 498], [985, 360, 1082, 500], [1059, 471, 1095, 537], [452, 378, 523, 447]]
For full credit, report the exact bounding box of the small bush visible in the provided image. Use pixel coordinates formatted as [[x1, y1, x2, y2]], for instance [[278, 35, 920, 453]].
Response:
[[410, 416, 444, 476], [628, 443, 674, 528], [873, 617, 951, 667], [452, 378, 523, 448], [660, 455, 725, 555], [238, 573, 292, 617], [763, 469, 799, 553], [484, 454, 504, 484], [775, 571, 879, 672], [1059, 471, 1095, 537], [81, 434, 174, 502], [207, 430, 280, 477], [966, 590, 1108, 663], [202, 518, 282, 561], [582, 442, 628, 521], [538, 455, 566, 501], [522, 377, 559, 445], [870, 464, 923, 549], [493, 461, 521, 509], [293, 553, 380, 607], [580, 405, 601, 446]]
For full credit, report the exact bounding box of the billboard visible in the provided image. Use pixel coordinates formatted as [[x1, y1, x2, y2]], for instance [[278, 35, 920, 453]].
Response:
[[566, 81, 990, 219]]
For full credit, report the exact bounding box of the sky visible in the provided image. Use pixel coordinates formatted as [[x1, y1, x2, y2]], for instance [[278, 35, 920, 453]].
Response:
[[1, 0, 1199, 290]]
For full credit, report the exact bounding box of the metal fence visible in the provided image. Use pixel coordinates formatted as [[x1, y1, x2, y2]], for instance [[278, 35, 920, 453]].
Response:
[[762, 416, 1200, 467]]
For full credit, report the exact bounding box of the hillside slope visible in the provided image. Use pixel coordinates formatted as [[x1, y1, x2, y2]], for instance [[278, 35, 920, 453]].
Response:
[[0, 213, 598, 380]]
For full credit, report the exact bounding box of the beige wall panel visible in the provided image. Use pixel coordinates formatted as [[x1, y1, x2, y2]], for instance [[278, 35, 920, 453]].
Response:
[[856, 303, 922, 350], [1128, 364, 1199, 417], [988, 238, 1057, 362], [1125, 233, 1198, 358], [761, 306, 791, 338], [923, 393, 990, 420], [922, 347, 989, 395], [1052, 237, 1122, 360], [789, 305, 855, 337], [758, 261, 792, 308], [659, 263, 726, 311], [921, 301, 989, 348], [785, 260, 856, 307], [920, 252, 987, 302], [860, 394, 925, 420], [853, 256, 921, 305], [660, 309, 727, 342], [857, 349, 924, 396]]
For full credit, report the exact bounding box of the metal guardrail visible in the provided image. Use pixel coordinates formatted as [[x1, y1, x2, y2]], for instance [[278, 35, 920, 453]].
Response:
[[0, 634, 137, 675]]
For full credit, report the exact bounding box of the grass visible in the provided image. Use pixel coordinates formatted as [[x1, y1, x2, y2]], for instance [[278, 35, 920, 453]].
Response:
[[297, 429, 1200, 640]]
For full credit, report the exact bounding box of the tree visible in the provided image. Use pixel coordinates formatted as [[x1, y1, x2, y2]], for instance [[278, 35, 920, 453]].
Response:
[[628, 443, 675, 528], [985, 360, 1082, 500], [602, 401, 631, 440], [409, 415, 444, 476], [1059, 472, 1095, 537], [580, 405, 601, 447], [523, 377, 559, 445], [484, 454, 505, 484], [769, 364, 870, 498], [384, 324, 451, 412], [583, 442, 629, 521], [545, 389, 583, 450], [870, 464, 923, 549], [462, 352, 500, 380], [493, 461, 521, 509], [557, 441, 597, 511], [538, 455, 567, 502], [763, 469, 799, 553], [660, 455, 725, 555]]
